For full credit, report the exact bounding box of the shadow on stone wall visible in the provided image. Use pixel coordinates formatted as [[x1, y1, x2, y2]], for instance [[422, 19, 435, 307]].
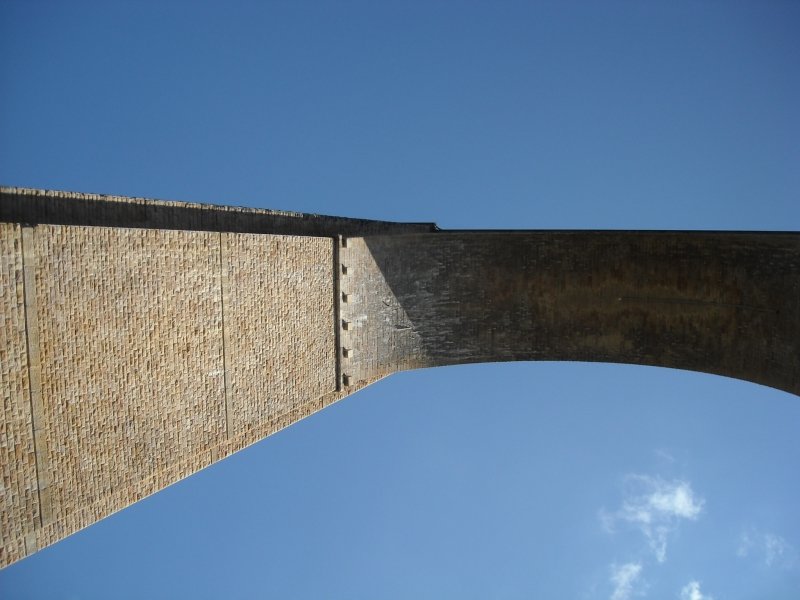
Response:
[[363, 231, 800, 396]]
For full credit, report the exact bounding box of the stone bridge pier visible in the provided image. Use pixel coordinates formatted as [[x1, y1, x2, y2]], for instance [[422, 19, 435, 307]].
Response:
[[1, 186, 798, 567]]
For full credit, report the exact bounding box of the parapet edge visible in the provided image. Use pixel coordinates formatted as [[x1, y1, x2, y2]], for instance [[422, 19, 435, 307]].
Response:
[[0, 186, 437, 238]]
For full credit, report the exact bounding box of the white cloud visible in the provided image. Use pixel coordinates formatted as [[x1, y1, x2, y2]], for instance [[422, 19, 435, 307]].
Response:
[[610, 562, 643, 600], [654, 448, 676, 464], [603, 475, 705, 562], [679, 580, 714, 600], [765, 533, 791, 567], [646, 482, 702, 519], [738, 529, 798, 569], [737, 530, 752, 558]]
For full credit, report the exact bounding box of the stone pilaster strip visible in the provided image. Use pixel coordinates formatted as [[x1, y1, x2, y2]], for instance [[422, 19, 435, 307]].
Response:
[[20, 227, 51, 530], [0, 224, 40, 566], [219, 232, 232, 439]]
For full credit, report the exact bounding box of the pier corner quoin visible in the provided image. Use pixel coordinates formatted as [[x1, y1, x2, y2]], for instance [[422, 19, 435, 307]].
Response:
[[1, 186, 798, 568]]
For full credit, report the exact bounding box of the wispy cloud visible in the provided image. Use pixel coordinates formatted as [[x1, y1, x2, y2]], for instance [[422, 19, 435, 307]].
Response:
[[765, 533, 793, 567], [601, 475, 704, 562], [738, 529, 798, 569], [679, 580, 714, 600], [654, 448, 676, 464], [736, 530, 752, 557], [609, 562, 643, 600]]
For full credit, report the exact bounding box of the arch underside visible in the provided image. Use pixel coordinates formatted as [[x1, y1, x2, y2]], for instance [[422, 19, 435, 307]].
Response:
[[339, 232, 799, 396]]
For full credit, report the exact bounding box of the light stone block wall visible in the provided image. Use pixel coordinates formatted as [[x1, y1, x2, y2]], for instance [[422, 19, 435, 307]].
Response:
[[223, 233, 336, 445], [31, 225, 227, 550], [0, 223, 349, 567]]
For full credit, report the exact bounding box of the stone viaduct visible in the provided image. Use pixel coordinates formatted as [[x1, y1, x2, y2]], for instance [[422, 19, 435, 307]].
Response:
[[1, 186, 798, 568]]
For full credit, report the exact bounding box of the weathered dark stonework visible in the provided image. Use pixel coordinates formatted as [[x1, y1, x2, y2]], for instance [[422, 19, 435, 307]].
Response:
[[1, 186, 798, 568], [340, 233, 799, 395]]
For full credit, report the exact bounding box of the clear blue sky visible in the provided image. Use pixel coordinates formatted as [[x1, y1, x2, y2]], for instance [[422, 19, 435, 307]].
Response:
[[1, 2, 799, 598]]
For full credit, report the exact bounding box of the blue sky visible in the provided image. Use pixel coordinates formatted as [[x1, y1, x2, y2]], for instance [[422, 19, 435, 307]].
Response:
[[1, 2, 799, 598]]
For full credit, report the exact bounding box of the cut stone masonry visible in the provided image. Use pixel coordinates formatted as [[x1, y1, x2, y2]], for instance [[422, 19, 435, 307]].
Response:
[[1, 186, 798, 568]]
